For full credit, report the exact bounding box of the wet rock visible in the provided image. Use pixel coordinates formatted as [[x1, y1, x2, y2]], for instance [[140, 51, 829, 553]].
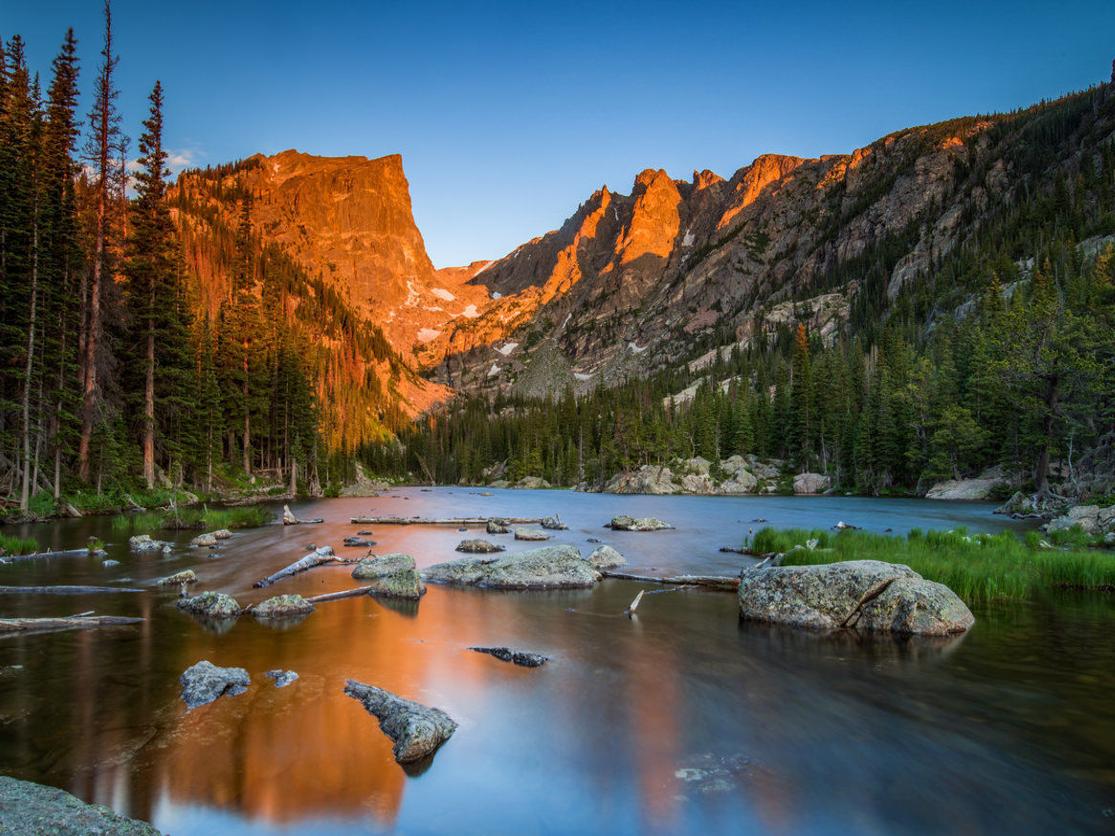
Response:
[[253, 594, 314, 619], [469, 646, 549, 667], [607, 515, 673, 531], [190, 532, 218, 548], [792, 472, 831, 495], [315, 545, 335, 557], [674, 753, 759, 796], [129, 534, 172, 554], [0, 776, 160, 834], [356, 530, 374, 536], [425, 544, 599, 589], [540, 515, 568, 530], [832, 520, 860, 530], [158, 569, 198, 586], [102, 559, 120, 568], [351, 553, 426, 599], [343, 679, 457, 764], [486, 519, 510, 535], [177, 591, 242, 619], [343, 536, 376, 548], [738, 560, 974, 635], [588, 545, 626, 569], [266, 669, 299, 688], [212, 529, 233, 540], [514, 528, 551, 541], [586, 537, 601, 544], [180, 660, 250, 708], [456, 539, 506, 554]]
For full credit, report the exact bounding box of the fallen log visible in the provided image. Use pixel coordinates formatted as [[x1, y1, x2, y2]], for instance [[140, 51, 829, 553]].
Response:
[[305, 586, 375, 604], [254, 551, 356, 588], [282, 504, 324, 525], [600, 571, 740, 591], [1, 548, 97, 561], [0, 585, 143, 595], [349, 515, 546, 526], [0, 615, 144, 634], [719, 546, 748, 555]]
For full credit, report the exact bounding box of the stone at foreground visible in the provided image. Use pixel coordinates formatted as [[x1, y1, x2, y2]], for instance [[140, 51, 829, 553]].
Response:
[[608, 515, 673, 531], [344, 679, 457, 764], [425, 545, 599, 589], [0, 776, 160, 834], [180, 660, 250, 708], [176, 591, 242, 619], [469, 646, 549, 667], [738, 560, 974, 636], [351, 553, 426, 599]]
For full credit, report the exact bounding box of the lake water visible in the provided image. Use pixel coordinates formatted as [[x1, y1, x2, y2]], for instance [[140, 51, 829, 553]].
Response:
[[0, 489, 1112, 834]]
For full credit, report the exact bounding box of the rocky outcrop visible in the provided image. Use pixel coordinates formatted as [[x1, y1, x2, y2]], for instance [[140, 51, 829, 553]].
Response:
[[455, 539, 505, 554], [0, 776, 160, 834], [469, 646, 549, 667], [129, 534, 172, 554], [588, 545, 626, 569], [738, 560, 974, 636], [604, 465, 677, 495], [926, 467, 1010, 500], [177, 591, 242, 619], [343, 679, 457, 764], [608, 515, 673, 531], [792, 472, 831, 495], [599, 455, 780, 496], [180, 660, 250, 708], [252, 594, 315, 619], [1045, 504, 1115, 535], [425, 545, 599, 589], [351, 553, 426, 599], [486, 519, 510, 534]]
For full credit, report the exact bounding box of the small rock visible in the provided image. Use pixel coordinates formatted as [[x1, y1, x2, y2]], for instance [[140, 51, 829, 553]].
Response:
[[588, 545, 626, 569], [315, 545, 335, 557], [265, 669, 299, 688], [212, 529, 233, 540], [344, 536, 376, 547], [540, 515, 568, 530], [607, 515, 673, 531], [456, 539, 506, 554], [177, 591, 242, 619], [102, 559, 120, 568], [469, 646, 549, 667], [180, 660, 250, 708], [586, 537, 601, 544], [129, 533, 173, 553], [832, 520, 860, 530], [514, 528, 550, 541], [190, 532, 218, 548], [357, 530, 373, 536], [344, 679, 457, 764], [158, 569, 198, 586], [486, 519, 510, 535], [252, 594, 314, 619]]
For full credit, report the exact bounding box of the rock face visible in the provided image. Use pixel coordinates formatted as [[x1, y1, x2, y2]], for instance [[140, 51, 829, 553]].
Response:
[[1045, 504, 1115, 535], [792, 472, 831, 495], [588, 545, 626, 569], [926, 468, 1010, 500], [252, 594, 315, 619], [469, 646, 549, 667], [177, 591, 242, 619], [425, 545, 599, 589], [129, 534, 171, 554], [608, 515, 673, 531], [738, 560, 974, 636], [180, 660, 251, 708], [605, 465, 677, 495], [351, 553, 425, 599], [344, 679, 457, 764], [455, 539, 505, 554], [0, 776, 160, 834]]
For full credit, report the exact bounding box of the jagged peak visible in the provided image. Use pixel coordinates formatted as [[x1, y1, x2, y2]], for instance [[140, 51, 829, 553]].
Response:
[[692, 169, 724, 190]]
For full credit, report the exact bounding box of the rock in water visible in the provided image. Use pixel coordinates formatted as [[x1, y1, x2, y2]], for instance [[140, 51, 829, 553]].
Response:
[[212, 529, 233, 540], [351, 553, 426, 599], [0, 776, 160, 834], [282, 504, 298, 525], [253, 594, 315, 619], [344, 536, 376, 547], [266, 669, 299, 688], [177, 591, 242, 619], [738, 560, 974, 636], [190, 532, 218, 548], [486, 519, 510, 534], [129, 534, 173, 553], [588, 544, 626, 569], [158, 569, 198, 586], [540, 515, 568, 530], [425, 545, 599, 589], [607, 515, 673, 531], [180, 660, 250, 708], [469, 646, 549, 667], [513, 528, 550, 541], [343, 679, 457, 764], [456, 539, 506, 553]]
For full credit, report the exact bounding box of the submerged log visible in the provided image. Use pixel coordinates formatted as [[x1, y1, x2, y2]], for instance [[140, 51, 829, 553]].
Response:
[[0, 615, 144, 634], [349, 515, 546, 526], [1, 548, 98, 561], [600, 570, 740, 591], [0, 585, 143, 595], [304, 585, 376, 604], [253, 549, 355, 588]]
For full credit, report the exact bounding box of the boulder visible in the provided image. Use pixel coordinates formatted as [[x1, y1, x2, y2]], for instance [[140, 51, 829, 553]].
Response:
[[792, 472, 831, 495], [343, 679, 457, 763], [190, 532, 218, 548], [129, 534, 172, 554], [682, 456, 712, 475], [604, 465, 676, 495], [425, 544, 599, 589], [516, 476, 551, 489], [607, 515, 673, 531], [158, 569, 197, 586], [266, 669, 299, 688], [455, 539, 506, 554], [343, 536, 376, 547], [180, 660, 250, 708], [925, 468, 1009, 500], [0, 776, 159, 834], [469, 646, 549, 667], [738, 560, 974, 636], [1046, 504, 1115, 535], [514, 528, 551, 541], [486, 519, 510, 534], [212, 529, 233, 540], [252, 594, 314, 619], [588, 544, 626, 569], [351, 553, 426, 599], [177, 591, 242, 619], [540, 515, 568, 530], [679, 473, 717, 494]]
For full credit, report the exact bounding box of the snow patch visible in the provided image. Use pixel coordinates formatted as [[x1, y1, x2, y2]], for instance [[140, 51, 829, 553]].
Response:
[[430, 287, 456, 302], [417, 328, 442, 343], [472, 260, 495, 277], [496, 342, 519, 356], [460, 304, 480, 319]]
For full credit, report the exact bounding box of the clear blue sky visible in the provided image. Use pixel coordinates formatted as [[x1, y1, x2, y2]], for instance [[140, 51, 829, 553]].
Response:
[[8, 1, 1115, 267]]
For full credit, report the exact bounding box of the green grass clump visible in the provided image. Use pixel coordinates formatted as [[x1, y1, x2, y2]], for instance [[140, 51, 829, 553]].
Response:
[[0, 533, 39, 555], [765, 526, 1115, 602], [111, 504, 272, 534]]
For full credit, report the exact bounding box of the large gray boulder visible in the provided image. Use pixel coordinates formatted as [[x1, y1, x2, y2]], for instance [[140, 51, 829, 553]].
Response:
[[1045, 504, 1115, 535], [604, 465, 676, 495], [793, 472, 831, 495], [425, 544, 599, 589], [180, 660, 250, 708], [344, 679, 457, 763], [588, 544, 626, 569], [738, 559, 974, 636], [456, 539, 505, 553], [608, 515, 673, 531], [177, 591, 241, 619], [0, 776, 160, 834], [351, 553, 425, 599]]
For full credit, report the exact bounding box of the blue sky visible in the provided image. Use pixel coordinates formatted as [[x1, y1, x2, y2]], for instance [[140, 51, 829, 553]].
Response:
[[8, 1, 1115, 267]]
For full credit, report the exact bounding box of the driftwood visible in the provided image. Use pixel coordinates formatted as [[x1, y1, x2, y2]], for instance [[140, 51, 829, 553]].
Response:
[[719, 546, 748, 555], [349, 515, 545, 526], [0, 585, 143, 595], [254, 552, 356, 588], [0, 615, 144, 634], [282, 504, 324, 525], [305, 586, 376, 604], [624, 590, 645, 616], [1, 548, 96, 561], [601, 571, 740, 591]]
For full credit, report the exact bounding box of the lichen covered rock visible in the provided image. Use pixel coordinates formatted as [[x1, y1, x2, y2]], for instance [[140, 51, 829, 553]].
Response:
[[0, 776, 160, 834], [455, 539, 505, 554], [252, 594, 314, 619], [608, 515, 673, 531], [177, 591, 241, 619], [351, 552, 425, 599], [180, 660, 250, 708], [344, 679, 457, 763], [588, 544, 626, 569], [425, 544, 598, 589]]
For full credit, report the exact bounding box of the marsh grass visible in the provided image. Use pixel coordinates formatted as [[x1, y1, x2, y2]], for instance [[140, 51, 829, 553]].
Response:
[[0, 533, 39, 555], [111, 505, 272, 534], [759, 527, 1115, 602]]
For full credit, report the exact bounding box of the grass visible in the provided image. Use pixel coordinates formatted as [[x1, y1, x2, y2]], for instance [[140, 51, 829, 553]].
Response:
[[754, 526, 1115, 602], [111, 504, 273, 534], [0, 533, 40, 556]]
